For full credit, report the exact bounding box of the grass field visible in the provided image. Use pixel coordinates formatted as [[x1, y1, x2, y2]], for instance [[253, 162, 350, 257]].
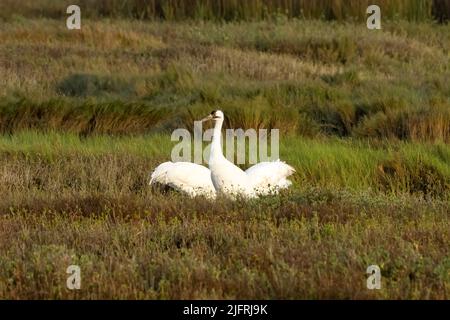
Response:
[[0, 132, 448, 299], [0, 6, 449, 299]]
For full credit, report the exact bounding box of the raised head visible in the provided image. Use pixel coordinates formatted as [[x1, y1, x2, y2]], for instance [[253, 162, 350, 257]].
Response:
[[201, 110, 224, 122]]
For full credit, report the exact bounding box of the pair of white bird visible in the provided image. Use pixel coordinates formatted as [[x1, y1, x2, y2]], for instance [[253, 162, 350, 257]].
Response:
[[150, 110, 295, 199]]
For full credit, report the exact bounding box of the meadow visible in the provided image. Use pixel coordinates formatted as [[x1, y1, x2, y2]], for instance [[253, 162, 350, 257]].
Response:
[[0, 4, 449, 299], [0, 132, 448, 299]]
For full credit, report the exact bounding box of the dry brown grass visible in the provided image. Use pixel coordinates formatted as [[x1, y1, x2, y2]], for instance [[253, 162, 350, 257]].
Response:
[[0, 178, 448, 299]]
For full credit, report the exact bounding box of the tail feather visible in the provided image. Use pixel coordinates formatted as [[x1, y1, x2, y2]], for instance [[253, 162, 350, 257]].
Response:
[[245, 159, 296, 195], [149, 161, 174, 186]]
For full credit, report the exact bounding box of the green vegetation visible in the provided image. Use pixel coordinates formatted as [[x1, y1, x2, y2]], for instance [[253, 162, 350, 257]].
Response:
[[0, 132, 448, 198], [0, 8, 448, 299], [1, 19, 449, 141], [1, 190, 448, 299], [0, 132, 448, 299]]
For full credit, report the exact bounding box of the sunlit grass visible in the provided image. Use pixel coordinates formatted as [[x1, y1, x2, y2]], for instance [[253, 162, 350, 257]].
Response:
[[0, 131, 448, 197]]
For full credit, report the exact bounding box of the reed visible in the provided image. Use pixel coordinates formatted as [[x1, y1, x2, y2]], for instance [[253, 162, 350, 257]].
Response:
[[0, 18, 448, 141], [0, 0, 446, 22]]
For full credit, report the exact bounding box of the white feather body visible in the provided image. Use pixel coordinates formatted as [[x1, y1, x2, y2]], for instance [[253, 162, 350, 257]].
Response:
[[245, 159, 296, 195], [149, 161, 215, 198], [149, 110, 295, 199]]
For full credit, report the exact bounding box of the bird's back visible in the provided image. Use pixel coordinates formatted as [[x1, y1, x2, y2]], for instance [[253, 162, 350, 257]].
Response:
[[150, 161, 215, 197], [245, 160, 296, 195]]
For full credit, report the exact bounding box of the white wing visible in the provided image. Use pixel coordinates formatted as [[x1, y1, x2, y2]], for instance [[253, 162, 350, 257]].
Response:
[[245, 159, 295, 195], [150, 162, 215, 198], [209, 159, 256, 199]]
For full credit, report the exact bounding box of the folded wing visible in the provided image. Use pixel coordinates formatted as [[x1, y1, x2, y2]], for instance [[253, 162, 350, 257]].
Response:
[[150, 161, 215, 198], [245, 159, 296, 195]]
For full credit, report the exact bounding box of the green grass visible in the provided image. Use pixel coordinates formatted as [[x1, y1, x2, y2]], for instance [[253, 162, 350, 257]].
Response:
[[0, 19, 449, 141], [0, 131, 448, 197], [0, 132, 448, 299]]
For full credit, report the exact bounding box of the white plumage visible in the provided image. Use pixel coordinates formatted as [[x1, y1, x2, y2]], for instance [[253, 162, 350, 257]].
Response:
[[149, 110, 295, 199], [245, 160, 296, 195], [207, 111, 255, 198], [149, 161, 215, 198]]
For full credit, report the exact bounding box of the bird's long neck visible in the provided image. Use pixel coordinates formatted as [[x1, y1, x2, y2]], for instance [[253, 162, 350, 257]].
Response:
[[209, 119, 225, 164]]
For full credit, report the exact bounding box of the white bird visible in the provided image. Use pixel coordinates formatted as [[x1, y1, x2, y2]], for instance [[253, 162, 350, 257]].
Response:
[[149, 110, 295, 198], [201, 110, 295, 198], [245, 159, 295, 195]]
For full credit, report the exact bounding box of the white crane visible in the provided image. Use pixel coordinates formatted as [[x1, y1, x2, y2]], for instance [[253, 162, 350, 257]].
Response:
[[150, 110, 295, 198]]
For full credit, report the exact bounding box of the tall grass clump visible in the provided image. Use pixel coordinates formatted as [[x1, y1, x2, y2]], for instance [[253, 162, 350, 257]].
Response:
[[355, 104, 450, 143], [0, 98, 173, 135]]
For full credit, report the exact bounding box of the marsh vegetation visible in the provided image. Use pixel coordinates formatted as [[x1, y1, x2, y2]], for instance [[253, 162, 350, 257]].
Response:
[[0, 3, 448, 299]]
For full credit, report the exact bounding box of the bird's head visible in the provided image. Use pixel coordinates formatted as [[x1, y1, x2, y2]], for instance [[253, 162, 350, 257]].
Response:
[[200, 110, 224, 122]]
